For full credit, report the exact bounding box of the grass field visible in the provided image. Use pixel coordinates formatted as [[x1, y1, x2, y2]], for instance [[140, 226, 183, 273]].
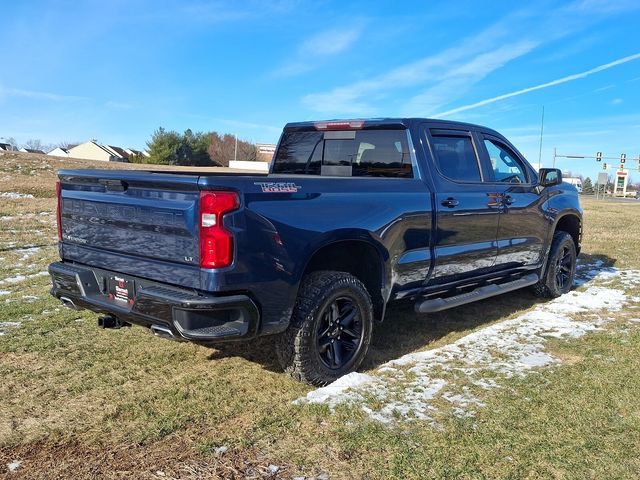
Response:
[[1, 151, 640, 479]]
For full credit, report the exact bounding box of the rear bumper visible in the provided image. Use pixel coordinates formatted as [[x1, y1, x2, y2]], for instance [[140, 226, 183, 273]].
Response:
[[48, 261, 260, 342]]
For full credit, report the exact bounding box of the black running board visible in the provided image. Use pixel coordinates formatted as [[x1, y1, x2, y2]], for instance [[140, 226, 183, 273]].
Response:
[[415, 273, 539, 313]]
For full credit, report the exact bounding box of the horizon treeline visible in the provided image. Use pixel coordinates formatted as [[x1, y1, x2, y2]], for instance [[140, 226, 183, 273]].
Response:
[[132, 128, 258, 166]]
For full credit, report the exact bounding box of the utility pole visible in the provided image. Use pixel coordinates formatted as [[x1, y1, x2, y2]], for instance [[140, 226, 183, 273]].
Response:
[[537, 106, 544, 171], [234, 134, 238, 163]]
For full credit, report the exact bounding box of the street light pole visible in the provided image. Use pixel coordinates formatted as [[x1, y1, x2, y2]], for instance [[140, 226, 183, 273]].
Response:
[[537, 106, 544, 171], [234, 134, 238, 163]]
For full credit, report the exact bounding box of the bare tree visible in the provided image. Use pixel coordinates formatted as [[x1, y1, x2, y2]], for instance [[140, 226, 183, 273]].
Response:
[[23, 139, 44, 151], [207, 133, 258, 166], [4, 137, 18, 150], [58, 140, 80, 149]]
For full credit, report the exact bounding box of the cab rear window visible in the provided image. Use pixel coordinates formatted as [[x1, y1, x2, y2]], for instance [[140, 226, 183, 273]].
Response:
[[272, 130, 413, 178]]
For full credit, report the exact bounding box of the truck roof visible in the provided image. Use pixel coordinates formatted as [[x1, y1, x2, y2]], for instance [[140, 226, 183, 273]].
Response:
[[283, 118, 501, 135]]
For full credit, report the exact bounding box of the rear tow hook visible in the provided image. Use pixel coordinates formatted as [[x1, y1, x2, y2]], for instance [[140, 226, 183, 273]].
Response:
[[97, 314, 130, 329]]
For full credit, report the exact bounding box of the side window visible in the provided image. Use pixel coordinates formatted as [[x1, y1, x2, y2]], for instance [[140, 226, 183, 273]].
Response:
[[483, 138, 527, 183], [431, 135, 481, 182]]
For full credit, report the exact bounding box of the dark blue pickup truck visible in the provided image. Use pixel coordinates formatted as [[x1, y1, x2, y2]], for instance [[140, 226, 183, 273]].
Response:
[[49, 118, 582, 385]]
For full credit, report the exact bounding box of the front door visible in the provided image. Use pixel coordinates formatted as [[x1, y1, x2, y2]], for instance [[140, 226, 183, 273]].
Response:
[[477, 133, 548, 269]]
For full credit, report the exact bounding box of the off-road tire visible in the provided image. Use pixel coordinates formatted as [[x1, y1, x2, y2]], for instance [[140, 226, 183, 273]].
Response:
[[533, 231, 577, 298], [276, 271, 373, 386]]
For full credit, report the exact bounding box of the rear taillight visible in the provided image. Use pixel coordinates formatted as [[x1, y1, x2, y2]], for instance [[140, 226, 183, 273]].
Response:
[[199, 191, 240, 268], [56, 180, 62, 241]]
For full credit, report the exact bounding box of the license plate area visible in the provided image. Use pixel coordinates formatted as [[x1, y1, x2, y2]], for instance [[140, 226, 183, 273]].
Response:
[[108, 275, 135, 306]]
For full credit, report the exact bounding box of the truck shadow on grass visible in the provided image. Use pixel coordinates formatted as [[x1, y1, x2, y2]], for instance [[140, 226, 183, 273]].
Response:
[[207, 253, 616, 374]]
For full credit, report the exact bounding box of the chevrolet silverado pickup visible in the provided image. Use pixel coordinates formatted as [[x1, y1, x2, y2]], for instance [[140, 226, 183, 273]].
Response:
[[49, 118, 582, 385]]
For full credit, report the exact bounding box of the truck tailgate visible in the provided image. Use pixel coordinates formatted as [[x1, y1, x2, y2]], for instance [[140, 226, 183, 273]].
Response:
[[59, 169, 202, 288]]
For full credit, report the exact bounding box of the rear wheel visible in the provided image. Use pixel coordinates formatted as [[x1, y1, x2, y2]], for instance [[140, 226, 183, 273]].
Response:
[[276, 271, 373, 386], [533, 231, 577, 298]]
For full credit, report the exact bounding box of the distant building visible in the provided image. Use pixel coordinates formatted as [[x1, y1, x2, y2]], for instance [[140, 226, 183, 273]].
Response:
[[228, 160, 270, 172], [19, 147, 46, 154], [47, 147, 69, 157], [67, 141, 126, 161], [256, 143, 276, 162], [564, 177, 583, 193], [125, 148, 145, 157]]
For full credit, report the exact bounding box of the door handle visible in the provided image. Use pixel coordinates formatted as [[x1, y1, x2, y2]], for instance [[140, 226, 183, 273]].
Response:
[[441, 197, 459, 208], [502, 195, 514, 206]]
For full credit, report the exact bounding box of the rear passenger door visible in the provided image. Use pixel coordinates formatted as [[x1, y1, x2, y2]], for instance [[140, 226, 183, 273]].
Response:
[[422, 127, 501, 284], [477, 132, 547, 269]]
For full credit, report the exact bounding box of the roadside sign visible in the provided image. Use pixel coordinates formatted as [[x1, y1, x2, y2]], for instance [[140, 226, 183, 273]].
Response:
[[613, 171, 628, 197], [597, 172, 608, 185], [596, 171, 609, 200]]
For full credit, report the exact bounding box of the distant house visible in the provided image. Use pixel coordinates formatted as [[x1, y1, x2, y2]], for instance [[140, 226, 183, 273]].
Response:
[[47, 147, 69, 157], [68, 141, 126, 162], [0, 143, 13, 151], [125, 148, 144, 157], [19, 147, 46, 154], [105, 145, 130, 160]]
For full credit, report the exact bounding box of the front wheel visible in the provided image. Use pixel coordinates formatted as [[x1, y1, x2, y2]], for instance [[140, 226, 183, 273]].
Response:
[[533, 231, 577, 298], [276, 271, 373, 386]]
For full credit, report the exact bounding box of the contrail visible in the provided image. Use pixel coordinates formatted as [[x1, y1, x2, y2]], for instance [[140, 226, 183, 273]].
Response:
[[435, 52, 640, 117]]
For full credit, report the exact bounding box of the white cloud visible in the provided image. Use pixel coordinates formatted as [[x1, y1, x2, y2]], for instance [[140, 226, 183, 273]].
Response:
[[0, 85, 87, 102], [272, 26, 363, 78], [299, 1, 640, 117], [434, 53, 640, 118], [105, 101, 133, 110], [610, 98, 623, 105], [405, 41, 538, 116], [301, 19, 537, 115]]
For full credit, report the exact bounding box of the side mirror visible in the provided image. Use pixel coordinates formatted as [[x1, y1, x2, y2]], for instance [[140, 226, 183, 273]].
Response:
[[539, 168, 562, 187]]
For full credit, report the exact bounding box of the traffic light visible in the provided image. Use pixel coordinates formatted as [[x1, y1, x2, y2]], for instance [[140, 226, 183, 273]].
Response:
[[621, 153, 626, 163], [596, 151, 602, 162], [603, 163, 608, 170]]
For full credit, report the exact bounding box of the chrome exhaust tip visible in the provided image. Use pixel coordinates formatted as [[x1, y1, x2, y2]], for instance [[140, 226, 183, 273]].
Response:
[[60, 296, 78, 310], [150, 324, 176, 340]]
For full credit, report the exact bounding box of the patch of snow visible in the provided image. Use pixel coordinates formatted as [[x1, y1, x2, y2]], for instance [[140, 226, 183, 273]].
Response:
[[0, 271, 48, 285], [297, 260, 640, 423], [0, 290, 10, 296], [297, 372, 377, 407], [0, 192, 34, 199], [7, 460, 22, 472], [268, 465, 280, 474], [214, 446, 228, 455], [0, 322, 21, 332]]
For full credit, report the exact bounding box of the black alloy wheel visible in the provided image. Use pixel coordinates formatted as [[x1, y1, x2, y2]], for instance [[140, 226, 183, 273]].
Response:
[[315, 296, 363, 370], [276, 270, 374, 386], [533, 230, 577, 298], [554, 244, 574, 291]]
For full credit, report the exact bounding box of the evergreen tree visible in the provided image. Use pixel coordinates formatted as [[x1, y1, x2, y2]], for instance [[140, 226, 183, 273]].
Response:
[[582, 177, 594, 194], [146, 127, 182, 164]]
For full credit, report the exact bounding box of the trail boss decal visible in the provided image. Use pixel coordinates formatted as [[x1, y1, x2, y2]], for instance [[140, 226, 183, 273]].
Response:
[[254, 182, 301, 193]]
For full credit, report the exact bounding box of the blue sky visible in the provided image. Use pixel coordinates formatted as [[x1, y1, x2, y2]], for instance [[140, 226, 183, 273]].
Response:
[[1, 0, 639, 180]]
